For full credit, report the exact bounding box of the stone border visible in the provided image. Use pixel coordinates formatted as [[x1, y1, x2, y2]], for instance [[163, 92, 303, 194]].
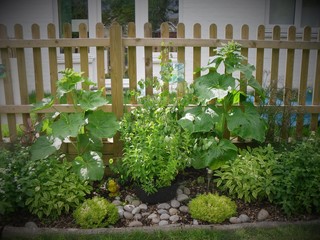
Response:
[[2, 219, 320, 239]]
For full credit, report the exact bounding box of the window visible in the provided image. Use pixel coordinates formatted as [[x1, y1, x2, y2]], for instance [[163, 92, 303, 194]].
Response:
[[58, 0, 88, 38], [101, 0, 135, 36], [149, 0, 179, 38], [268, 0, 320, 28]]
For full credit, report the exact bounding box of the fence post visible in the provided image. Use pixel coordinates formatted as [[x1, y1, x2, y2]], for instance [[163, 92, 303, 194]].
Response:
[[110, 22, 124, 157]]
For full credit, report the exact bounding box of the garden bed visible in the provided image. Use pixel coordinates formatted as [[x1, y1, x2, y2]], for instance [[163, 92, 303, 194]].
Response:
[[1, 167, 319, 230]]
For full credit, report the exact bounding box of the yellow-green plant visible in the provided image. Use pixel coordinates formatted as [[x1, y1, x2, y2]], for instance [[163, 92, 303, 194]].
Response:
[[188, 193, 237, 223], [73, 196, 119, 228]]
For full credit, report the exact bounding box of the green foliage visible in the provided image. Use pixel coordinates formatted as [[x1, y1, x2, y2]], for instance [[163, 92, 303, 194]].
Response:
[[272, 134, 320, 215], [0, 144, 30, 214], [214, 145, 279, 203], [115, 46, 193, 194], [188, 193, 237, 223], [18, 155, 92, 219], [73, 196, 119, 228], [31, 69, 119, 181], [119, 96, 193, 194], [178, 41, 267, 170]]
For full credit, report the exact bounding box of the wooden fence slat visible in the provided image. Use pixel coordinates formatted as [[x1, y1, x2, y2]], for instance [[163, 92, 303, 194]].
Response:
[[110, 22, 124, 157], [144, 22, 153, 95], [79, 23, 89, 90], [267, 25, 281, 140], [193, 23, 201, 80], [161, 22, 170, 92], [209, 24, 217, 58], [128, 22, 137, 104], [255, 25, 265, 103], [177, 23, 185, 98], [63, 23, 73, 104], [0, 24, 17, 141], [281, 26, 296, 140], [31, 24, 45, 123], [96, 23, 105, 95], [311, 29, 320, 131], [47, 23, 58, 102], [14, 24, 29, 127], [240, 24, 249, 96], [296, 26, 312, 139]]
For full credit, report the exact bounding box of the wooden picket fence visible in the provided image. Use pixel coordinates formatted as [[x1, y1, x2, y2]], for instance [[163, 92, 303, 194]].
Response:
[[0, 22, 319, 159]]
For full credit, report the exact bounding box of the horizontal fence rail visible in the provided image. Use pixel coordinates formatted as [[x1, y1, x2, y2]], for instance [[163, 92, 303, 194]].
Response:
[[0, 22, 319, 158]]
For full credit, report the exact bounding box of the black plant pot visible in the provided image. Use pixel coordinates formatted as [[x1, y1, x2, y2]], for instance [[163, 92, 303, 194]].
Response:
[[135, 182, 179, 204]]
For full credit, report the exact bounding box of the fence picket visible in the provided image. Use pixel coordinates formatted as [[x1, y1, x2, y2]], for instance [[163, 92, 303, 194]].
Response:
[[47, 23, 58, 102], [144, 22, 153, 96], [161, 22, 170, 92], [193, 23, 201, 80], [110, 22, 124, 157], [240, 24, 249, 96], [79, 23, 89, 90], [128, 22, 137, 104], [296, 26, 312, 138], [267, 25, 281, 140], [0, 24, 17, 141], [14, 24, 29, 127], [255, 25, 265, 103], [177, 23, 185, 98], [311, 29, 320, 131], [281, 26, 296, 140]]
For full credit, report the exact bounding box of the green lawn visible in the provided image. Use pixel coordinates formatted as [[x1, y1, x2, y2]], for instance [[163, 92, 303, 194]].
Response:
[[3, 222, 320, 240]]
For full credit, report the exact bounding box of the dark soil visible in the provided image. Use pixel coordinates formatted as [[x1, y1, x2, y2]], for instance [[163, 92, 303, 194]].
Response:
[[1, 168, 319, 229]]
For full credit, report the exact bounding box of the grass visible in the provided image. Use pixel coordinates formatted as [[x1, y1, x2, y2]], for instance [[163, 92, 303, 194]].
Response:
[[3, 222, 320, 240]]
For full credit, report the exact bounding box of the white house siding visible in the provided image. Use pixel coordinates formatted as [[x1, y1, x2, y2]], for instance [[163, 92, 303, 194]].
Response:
[[178, 0, 318, 90]]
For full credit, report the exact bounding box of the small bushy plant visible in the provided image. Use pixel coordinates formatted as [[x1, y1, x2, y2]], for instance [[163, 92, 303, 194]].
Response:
[[0, 144, 30, 214], [188, 193, 237, 223], [273, 134, 320, 215], [214, 145, 279, 203], [73, 196, 119, 228], [18, 155, 92, 219]]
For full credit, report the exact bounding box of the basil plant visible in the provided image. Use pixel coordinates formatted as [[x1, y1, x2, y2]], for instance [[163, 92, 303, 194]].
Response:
[[178, 41, 267, 170], [31, 69, 119, 181]]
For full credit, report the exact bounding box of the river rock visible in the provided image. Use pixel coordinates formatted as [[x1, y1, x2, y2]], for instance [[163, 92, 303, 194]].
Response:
[[160, 213, 170, 220], [123, 211, 134, 220], [157, 203, 171, 209], [177, 194, 189, 202], [179, 205, 189, 213], [159, 220, 169, 226], [183, 187, 191, 195], [147, 213, 158, 219], [239, 214, 250, 223], [257, 209, 269, 221], [229, 217, 241, 224], [169, 215, 180, 223], [112, 200, 122, 206], [139, 203, 148, 211], [128, 221, 143, 227], [134, 213, 142, 220], [169, 208, 179, 215], [132, 200, 141, 207], [170, 199, 180, 208], [124, 204, 135, 212], [157, 209, 168, 214], [152, 217, 160, 224], [132, 207, 141, 215]]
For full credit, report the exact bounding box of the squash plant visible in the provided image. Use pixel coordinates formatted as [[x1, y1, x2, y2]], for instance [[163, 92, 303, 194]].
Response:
[[30, 69, 119, 181], [178, 41, 267, 170]]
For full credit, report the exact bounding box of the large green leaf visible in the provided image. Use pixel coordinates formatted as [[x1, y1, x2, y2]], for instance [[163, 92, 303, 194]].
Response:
[[76, 134, 103, 154], [78, 89, 108, 111], [178, 106, 219, 133], [30, 136, 62, 160], [226, 102, 267, 142], [52, 113, 85, 139], [86, 110, 119, 138], [192, 138, 238, 170], [72, 151, 105, 181]]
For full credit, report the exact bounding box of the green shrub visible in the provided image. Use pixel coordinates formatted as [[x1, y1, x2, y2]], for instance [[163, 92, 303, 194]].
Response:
[[18, 155, 92, 219], [0, 144, 30, 214], [273, 134, 320, 215], [214, 145, 279, 203], [73, 196, 119, 228], [188, 193, 237, 223]]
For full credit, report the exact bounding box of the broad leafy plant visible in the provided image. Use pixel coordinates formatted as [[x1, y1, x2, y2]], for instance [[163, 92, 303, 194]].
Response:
[[31, 69, 119, 181], [214, 145, 279, 203], [178, 41, 267, 170], [18, 154, 92, 219]]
